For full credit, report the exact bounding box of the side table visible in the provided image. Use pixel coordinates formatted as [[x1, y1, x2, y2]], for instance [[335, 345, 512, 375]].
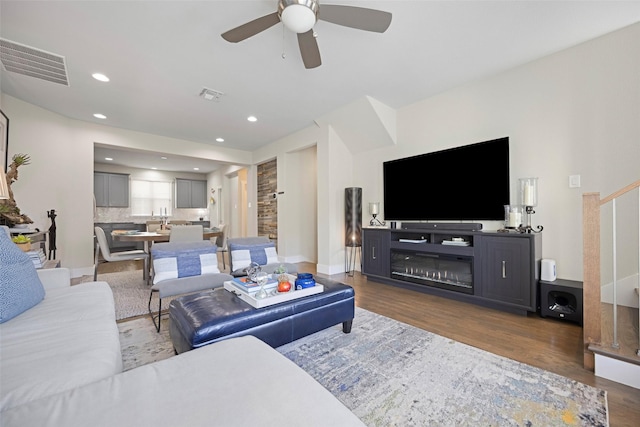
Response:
[[540, 279, 583, 325]]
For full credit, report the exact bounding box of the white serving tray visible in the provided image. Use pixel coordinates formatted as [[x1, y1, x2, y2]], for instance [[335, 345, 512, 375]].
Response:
[[223, 280, 324, 309]]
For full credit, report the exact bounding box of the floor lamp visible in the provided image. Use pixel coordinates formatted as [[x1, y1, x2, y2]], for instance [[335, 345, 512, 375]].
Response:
[[345, 187, 362, 276]]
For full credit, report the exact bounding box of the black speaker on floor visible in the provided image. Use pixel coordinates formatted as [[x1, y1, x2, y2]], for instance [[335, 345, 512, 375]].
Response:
[[540, 279, 583, 325]]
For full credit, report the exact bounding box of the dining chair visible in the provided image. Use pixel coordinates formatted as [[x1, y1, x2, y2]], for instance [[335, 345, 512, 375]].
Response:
[[213, 223, 228, 270], [94, 226, 149, 282], [146, 220, 162, 232], [169, 225, 203, 243]]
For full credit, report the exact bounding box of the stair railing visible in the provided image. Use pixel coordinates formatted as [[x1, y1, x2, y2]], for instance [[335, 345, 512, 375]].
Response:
[[582, 179, 640, 369]]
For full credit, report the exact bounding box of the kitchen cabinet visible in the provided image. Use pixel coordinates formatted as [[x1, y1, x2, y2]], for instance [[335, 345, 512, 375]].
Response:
[[175, 179, 207, 209], [94, 172, 129, 207]]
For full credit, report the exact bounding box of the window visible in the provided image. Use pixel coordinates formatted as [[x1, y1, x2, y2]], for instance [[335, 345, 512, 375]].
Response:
[[131, 179, 172, 216]]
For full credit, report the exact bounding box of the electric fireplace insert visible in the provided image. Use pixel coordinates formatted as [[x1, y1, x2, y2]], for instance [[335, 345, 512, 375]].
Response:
[[390, 250, 473, 294]]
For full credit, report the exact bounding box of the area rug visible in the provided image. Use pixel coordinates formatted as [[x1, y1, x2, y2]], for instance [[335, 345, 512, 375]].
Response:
[[117, 307, 608, 426], [118, 316, 174, 371], [84, 270, 179, 320]]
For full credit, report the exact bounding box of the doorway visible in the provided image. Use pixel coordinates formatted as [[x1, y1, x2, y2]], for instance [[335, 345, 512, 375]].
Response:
[[257, 159, 278, 247]]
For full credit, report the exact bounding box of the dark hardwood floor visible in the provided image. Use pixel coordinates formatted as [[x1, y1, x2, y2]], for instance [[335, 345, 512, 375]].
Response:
[[93, 259, 640, 427], [311, 265, 640, 427]]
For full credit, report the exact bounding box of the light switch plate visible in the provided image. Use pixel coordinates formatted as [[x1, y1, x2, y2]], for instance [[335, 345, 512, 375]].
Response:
[[569, 175, 581, 188]]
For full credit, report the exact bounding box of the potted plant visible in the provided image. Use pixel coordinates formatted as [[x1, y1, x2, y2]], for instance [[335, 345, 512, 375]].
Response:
[[12, 234, 31, 252]]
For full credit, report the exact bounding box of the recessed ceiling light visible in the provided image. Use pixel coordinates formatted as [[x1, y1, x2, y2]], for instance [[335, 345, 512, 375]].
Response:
[[216, 137, 224, 142], [161, 156, 168, 160], [92, 73, 110, 82], [151, 167, 157, 170], [93, 113, 107, 119], [247, 116, 257, 122], [193, 167, 200, 171], [105, 157, 113, 161]]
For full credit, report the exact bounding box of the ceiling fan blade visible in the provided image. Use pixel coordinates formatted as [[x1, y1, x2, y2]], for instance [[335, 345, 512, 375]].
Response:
[[221, 12, 280, 42], [297, 30, 321, 69], [319, 5, 392, 33]]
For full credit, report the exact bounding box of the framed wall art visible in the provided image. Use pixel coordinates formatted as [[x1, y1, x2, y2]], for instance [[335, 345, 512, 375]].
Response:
[[1, 109, 8, 172]]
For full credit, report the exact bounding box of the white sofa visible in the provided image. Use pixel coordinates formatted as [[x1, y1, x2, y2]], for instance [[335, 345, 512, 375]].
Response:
[[3, 335, 365, 427], [0, 268, 123, 412], [0, 265, 364, 426]]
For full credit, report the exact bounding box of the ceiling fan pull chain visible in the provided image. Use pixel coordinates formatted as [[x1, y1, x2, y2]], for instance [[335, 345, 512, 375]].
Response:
[[281, 24, 286, 59]]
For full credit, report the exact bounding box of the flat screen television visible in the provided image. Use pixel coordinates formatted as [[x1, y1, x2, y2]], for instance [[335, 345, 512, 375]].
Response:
[[383, 137, 510, 221]]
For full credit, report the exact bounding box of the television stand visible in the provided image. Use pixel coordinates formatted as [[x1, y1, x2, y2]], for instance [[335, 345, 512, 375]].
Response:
[[362, 227, 541, 316], [401, 223, 483, 231]]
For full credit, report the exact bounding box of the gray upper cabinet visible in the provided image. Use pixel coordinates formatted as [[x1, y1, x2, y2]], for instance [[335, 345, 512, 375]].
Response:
[[175, 179, 207, 208], [94, 172, 129, 207]]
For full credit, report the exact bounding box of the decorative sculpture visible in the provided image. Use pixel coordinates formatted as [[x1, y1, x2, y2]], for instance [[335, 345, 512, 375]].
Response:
[[47, 209, 57, 260], [0, 154, 33, 226]]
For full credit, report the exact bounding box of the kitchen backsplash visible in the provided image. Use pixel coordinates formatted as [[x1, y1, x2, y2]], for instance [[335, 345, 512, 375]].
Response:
[[95, 207, 210, 224]]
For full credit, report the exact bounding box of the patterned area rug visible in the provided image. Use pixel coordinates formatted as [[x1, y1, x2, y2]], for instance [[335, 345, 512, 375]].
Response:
[[118, 316, 174, 371], [279, 308, 608, 427], [85, 270, 179, 320], [118, 307, 608, 426]]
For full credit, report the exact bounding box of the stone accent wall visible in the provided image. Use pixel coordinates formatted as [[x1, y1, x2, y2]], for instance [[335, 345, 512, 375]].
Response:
[[257, 159, 277, 248]]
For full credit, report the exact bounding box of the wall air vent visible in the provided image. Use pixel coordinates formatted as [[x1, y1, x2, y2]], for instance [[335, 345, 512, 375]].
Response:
[[199, 87, 224, 102], [0, 38, 69, 86]]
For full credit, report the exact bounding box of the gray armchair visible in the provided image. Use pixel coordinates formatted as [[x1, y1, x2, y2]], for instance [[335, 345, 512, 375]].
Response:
[[227, 237, 298, 277], [148, 240, 232, 332]]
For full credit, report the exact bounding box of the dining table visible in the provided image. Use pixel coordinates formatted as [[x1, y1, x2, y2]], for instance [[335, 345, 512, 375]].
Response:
[[111, 228, 223, 281]]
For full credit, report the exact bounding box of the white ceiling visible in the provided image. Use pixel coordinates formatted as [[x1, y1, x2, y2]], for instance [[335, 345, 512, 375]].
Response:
[[2, 1, 640, 173], [93, 144, 226, 174]]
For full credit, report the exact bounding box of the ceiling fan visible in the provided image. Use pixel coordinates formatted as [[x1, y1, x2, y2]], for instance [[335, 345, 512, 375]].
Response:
[[221, 0, 392, 69]]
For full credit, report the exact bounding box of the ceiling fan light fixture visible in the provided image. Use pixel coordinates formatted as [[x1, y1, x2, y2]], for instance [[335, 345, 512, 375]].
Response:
[[279, 0, 318, 33]]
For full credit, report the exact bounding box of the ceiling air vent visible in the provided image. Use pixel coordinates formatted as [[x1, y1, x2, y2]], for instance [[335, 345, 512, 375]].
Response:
[[0, 38, 69, 86], [199, 87, 224, 102]]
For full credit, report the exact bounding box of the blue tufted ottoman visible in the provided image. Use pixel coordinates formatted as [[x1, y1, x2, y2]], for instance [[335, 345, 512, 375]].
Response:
[[169, 277, 355, 354]]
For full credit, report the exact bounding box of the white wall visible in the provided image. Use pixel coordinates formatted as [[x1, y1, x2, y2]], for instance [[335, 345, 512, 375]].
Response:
[[280, 145, 317, 264], [0, 95, 253, 276], [253, 125, 326, 269], [261, 21, 640, 279], [261, 22, 639, 278], [348, 23, 640, 281], [3, 22, 639, 280]]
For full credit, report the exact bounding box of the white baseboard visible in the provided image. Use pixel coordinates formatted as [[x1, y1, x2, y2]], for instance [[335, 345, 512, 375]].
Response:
[[280, 255, 309, 264], [316, 262, 352, 275], [595, 354, 640, 389]]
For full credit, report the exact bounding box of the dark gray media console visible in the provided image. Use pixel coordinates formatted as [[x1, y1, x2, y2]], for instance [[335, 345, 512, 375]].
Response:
[[362, 226, 541, 315]]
